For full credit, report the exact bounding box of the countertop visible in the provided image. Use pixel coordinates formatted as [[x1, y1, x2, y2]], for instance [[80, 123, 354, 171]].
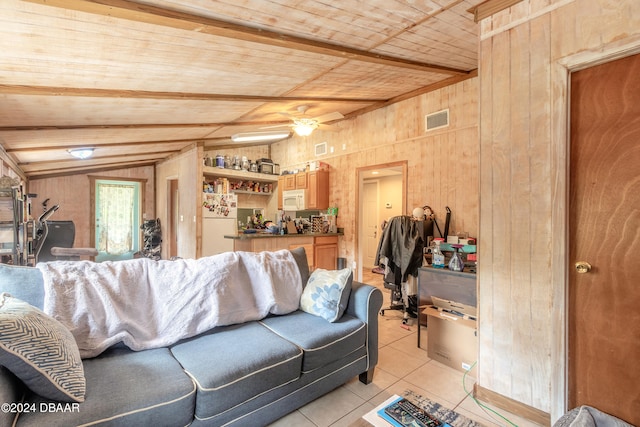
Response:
[[224, 232, 343, 240]]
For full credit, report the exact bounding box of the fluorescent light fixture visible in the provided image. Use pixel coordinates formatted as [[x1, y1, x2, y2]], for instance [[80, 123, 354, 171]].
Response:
[[68, 148, 94, 159], [231, 131, 291, 143]]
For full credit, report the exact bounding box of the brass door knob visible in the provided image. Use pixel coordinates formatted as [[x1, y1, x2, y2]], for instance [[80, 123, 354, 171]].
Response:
[[575, 261, 592, 274]]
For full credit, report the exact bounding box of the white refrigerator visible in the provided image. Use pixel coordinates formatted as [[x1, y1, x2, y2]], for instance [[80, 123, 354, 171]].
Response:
[[202, 193, 237, 256]]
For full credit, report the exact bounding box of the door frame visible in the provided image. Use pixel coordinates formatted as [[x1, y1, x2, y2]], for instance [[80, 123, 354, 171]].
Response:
[[550, 42, 640, 422], [89, 175, 146, 252], [355, 161, 407, 282], [166, 178, 179, 259], [361, 179, 379, 270]]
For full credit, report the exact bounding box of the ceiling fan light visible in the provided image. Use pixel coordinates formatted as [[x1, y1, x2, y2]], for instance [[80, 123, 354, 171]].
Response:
[[293, 123, 315, 136], [68, 148, 94, 159], [231, 131, 291, 143]]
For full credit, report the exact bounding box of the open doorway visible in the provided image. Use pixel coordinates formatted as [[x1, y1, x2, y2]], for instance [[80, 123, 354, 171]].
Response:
[[356, 162, 407, 282]]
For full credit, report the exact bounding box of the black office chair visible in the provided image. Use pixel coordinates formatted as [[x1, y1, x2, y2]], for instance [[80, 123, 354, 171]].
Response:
[[376, 214, 432, 324]]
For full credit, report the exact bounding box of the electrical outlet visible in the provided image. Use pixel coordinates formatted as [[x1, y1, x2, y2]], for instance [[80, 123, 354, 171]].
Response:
[[352, 261, 357, 270], [461, 362, 471, 372]]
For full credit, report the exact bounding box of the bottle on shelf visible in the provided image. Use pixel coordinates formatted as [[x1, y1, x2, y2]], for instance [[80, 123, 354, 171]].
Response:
[[448, 244, 464, 272], [431, 238, 445, 268]]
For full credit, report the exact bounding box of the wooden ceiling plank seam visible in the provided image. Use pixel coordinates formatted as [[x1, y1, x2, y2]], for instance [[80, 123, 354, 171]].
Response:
[[343, 68, 479, 119], [22, 0, 469, 75], [202, 0, 390, 48]]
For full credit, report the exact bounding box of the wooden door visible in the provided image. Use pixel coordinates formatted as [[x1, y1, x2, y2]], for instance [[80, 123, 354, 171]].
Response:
[[569, 53, 640, 424]]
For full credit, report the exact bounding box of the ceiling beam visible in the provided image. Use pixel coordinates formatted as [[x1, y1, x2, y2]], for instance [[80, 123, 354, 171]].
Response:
[[0, 84, 383, 104], [469, 0, 525, 22], [24, 0, 470, 76], [0, 121, 291, 132], [27, 161, 159, 180], [6, 139, 209, 153], [17, 150, 180, 165]]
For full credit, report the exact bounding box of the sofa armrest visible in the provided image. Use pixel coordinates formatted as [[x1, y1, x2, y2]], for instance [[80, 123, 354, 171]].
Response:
[[345, 281, 382, 383], [0, 367, 25, 426]]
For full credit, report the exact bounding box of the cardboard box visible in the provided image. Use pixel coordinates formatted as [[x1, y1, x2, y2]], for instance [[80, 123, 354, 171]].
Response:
[[424, 306, 478, 377]]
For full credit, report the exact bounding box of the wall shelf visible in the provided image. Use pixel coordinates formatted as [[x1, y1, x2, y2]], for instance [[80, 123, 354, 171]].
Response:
[[203, 166, 279, 183]]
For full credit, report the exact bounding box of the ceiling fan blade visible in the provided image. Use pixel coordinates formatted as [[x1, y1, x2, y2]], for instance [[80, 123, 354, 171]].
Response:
[[313, 111, 344, 123]]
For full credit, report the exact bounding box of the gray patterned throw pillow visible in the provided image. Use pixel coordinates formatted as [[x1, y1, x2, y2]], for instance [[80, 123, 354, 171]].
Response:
[[0, 293, 85, 402]]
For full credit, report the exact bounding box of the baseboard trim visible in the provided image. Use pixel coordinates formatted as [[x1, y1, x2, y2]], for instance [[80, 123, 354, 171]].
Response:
[[473, 384, 551, 426]]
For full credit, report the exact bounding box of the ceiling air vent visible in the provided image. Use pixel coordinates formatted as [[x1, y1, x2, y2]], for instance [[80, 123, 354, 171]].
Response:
[[425, 109, 449, 132]]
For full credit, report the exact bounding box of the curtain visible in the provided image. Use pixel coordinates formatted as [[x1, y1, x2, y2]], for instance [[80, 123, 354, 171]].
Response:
[[98, 183, 134, 254]]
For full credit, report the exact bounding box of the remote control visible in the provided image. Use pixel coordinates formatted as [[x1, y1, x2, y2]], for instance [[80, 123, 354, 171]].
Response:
[[383, 398, 445, 427]]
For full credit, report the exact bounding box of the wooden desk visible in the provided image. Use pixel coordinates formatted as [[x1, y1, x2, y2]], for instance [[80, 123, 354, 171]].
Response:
[[417, 267, 477, 348]]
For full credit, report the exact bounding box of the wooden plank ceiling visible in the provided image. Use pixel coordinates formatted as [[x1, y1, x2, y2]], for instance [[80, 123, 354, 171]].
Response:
[[0, 0, 481, 178]]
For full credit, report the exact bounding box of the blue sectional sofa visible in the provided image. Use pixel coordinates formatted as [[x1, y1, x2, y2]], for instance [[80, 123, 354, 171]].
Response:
[[0, 249, 383, 426]]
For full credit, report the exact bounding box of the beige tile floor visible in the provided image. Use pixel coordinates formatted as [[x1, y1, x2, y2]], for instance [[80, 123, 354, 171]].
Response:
[[268, 270, 546, 427]]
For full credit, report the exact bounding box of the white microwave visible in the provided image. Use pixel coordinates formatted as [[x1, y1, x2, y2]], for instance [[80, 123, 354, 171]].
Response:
[[282, 189, 306, 211]]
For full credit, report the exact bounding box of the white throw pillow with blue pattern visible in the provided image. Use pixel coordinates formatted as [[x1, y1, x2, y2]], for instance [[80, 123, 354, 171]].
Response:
[[300, 268, 353, 322], [0, 293, 85, 402]]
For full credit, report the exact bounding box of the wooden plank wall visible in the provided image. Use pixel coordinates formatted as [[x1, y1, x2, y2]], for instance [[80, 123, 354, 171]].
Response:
[[477, 0, 640, 421], [28, 166, 155, 250], [155, 145, 199, 259], [271, 77, 479, 278]]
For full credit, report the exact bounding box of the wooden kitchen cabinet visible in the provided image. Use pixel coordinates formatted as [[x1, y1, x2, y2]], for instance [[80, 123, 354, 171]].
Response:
[[314, 235, 338, 270], [307, 170, 329, 210], [280, 170, 329, 210], [283, 174, 296, 190], [295, 172, 307, 189], [231, 234, 339, 272]]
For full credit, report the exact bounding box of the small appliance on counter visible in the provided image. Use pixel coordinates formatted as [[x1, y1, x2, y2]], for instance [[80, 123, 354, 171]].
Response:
[[257, 158, 275, 174]]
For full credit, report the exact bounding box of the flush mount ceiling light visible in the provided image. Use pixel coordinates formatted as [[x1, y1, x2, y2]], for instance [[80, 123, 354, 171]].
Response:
[[68, 148, 94, 159], [231, 131, 291, 143]]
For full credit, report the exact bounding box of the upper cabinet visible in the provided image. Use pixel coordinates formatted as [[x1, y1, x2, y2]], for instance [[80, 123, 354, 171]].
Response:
[[278, 170, 329, 210], [307, 170, 329, 210], [283, 172, 307, 191]]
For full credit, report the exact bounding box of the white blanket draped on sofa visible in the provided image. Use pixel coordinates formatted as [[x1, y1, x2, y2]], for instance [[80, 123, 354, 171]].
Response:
[[36, 250, 302, 358]]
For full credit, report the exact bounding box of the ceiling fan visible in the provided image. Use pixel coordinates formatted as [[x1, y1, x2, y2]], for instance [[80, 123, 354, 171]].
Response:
[[263, 105, 344, 137]]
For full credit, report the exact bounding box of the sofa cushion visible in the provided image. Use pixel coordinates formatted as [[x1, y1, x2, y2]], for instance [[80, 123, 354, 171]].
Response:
[[260, 310, 366, 372], [170, 321, 302, 422], [0, 293, 85, 403], [0, 264, 44, 309], [15, 346, 196, 427], [300, 268, 352, 322]]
